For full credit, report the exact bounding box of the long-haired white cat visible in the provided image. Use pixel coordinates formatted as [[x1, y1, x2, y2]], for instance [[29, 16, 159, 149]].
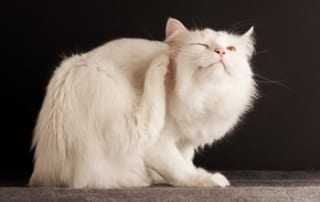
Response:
[[30, 18, 256, 188]]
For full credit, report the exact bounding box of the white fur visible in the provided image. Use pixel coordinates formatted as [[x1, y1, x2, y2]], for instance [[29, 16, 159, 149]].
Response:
[[30, 18, 256, 188]]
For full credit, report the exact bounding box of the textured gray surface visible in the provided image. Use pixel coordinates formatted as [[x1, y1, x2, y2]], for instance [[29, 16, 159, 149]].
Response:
[[1, 171, 320, 202]]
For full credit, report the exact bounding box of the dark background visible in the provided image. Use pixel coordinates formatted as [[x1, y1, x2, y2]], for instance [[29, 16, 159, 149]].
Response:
[[2, 0, 320, 178]]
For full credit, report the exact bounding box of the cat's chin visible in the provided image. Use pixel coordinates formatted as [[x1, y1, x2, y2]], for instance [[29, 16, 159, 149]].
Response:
[[214, 62, 231, 74], [200, 62, 224, 69], [213, 62, 224, 68]]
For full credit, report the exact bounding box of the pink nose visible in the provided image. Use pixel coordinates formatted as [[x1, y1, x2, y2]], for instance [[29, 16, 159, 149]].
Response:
[[214, 48, 225, 56]]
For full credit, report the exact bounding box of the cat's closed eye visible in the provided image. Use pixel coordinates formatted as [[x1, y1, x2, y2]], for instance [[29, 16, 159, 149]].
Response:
[[190, 43, 210, 49]]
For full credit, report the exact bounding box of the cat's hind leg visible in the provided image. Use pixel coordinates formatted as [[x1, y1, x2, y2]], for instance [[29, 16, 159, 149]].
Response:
[[132, 54, 169, 150], [85, 53, 168, 155]]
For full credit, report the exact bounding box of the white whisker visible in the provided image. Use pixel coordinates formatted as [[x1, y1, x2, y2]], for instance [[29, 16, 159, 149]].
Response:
[[254, 73, 293, 92]]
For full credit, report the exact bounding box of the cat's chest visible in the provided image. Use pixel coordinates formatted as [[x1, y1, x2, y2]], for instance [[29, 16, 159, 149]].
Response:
[[173, 83, 253, 145]]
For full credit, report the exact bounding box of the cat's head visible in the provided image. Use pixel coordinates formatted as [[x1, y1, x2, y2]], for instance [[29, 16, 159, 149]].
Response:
[[165, 18, 255, 97]]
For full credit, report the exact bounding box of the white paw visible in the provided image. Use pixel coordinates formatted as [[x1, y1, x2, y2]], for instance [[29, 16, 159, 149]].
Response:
[[210, 172, 230, 187], [176, 170, 230, 187], [149, 54, 169, 76]]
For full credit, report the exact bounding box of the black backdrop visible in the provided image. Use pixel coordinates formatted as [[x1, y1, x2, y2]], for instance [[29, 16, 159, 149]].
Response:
[[2, 0, 320, 176]]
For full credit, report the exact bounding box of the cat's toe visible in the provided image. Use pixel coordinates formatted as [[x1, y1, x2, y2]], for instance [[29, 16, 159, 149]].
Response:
[[150, 54, 169, 75], [211, 172, 230, 187], [156, 54, 170, 66]]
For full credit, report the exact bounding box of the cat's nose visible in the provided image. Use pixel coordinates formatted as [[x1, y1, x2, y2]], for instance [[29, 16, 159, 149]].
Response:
[[214, 48, 225, 56]]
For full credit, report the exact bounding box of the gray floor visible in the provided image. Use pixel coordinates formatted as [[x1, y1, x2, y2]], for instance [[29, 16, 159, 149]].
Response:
[[1, 171, 320, 202]]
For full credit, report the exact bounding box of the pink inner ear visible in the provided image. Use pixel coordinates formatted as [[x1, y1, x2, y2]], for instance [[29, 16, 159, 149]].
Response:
[[165, 18, 187, 41]]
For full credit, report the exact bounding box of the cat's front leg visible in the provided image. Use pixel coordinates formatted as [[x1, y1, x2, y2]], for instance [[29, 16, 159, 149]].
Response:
[[144, 135, 230, 187]]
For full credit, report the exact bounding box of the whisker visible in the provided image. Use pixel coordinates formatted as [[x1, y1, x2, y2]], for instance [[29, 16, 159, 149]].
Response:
[[228, 19, 260, 33], [191, 17, 199, 30], [254, 73, 293, 92], [254, 49, 270, 56], [228, 21, 250, 33]]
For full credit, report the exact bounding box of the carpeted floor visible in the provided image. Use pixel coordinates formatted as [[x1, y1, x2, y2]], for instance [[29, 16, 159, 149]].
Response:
[[1, 171, 320, 202]]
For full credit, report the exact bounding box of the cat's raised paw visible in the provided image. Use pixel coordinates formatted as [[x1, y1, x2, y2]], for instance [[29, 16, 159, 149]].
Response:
[[149, 54, 169, 76]]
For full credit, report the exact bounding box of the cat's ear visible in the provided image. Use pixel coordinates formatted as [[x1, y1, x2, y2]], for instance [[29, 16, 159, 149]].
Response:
[[242, 26, 254, 39], [165, 18, 188, 45], [241, 26, 255, 57]]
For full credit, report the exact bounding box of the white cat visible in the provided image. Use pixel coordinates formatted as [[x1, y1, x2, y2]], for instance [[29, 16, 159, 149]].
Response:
[[29, 18, 256, 188]]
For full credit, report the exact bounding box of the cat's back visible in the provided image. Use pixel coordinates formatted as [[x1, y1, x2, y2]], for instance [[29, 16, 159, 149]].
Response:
[[48, 38, 168, 96], [87, 38, 168, 73]]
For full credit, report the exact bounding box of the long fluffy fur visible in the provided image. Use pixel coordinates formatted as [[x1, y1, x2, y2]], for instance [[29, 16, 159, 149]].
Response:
[[30, 18, 256, 188]]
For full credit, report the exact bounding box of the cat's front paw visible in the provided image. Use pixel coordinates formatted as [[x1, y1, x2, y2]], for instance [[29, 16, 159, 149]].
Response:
[[190, 169, 230, 187], [176, 170, 230, 187], [210, 172, 230, 187]]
